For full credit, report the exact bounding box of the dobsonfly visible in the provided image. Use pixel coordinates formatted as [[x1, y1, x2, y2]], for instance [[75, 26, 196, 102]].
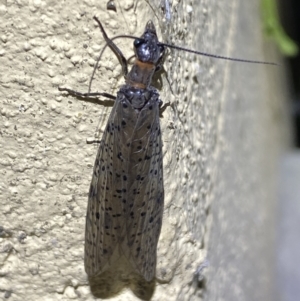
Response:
[[60, 17, 166, 283], [59, 16, 276, 284]]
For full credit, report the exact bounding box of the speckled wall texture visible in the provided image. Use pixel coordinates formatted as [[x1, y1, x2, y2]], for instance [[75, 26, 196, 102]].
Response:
[[0, 0, 289, 300]]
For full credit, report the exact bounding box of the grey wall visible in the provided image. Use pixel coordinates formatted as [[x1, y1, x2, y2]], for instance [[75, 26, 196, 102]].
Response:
[[0, 0, 289, 300]]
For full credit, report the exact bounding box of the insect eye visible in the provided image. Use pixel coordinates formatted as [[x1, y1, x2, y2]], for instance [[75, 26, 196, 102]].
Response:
[[134, 38, 144, 48], [159, 45, 165, 54]]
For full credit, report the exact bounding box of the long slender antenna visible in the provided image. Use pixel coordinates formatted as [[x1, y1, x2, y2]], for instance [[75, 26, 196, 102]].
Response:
[[103, 34, 277, 66], [158, 42, 278, 66], [89, 17, 277, 93]]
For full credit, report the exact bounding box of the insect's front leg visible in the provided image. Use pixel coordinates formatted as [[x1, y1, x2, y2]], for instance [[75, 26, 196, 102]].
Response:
[[159, 98, 170, 115], [59, 17, 129, 101], [94, 16, 128, 76], [58, 87, 116, 100]]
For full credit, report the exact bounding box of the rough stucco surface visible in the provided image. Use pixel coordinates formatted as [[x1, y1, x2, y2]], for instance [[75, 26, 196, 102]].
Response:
[[0, 0, 289, 301]]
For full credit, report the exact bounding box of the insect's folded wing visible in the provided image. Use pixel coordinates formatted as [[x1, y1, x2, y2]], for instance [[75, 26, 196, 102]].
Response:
[[84, 101, 126, 276], [124, 105, 164, 281]]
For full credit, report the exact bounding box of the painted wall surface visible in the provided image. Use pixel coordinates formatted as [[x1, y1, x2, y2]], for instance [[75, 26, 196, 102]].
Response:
[[0, 0, 289, 300]]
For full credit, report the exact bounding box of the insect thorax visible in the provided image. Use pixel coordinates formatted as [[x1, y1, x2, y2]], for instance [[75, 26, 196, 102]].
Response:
[[118, 85, 159, 110]]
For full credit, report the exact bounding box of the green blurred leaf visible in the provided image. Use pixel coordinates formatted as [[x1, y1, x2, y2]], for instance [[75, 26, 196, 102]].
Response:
[[261, 0, 298, 56]]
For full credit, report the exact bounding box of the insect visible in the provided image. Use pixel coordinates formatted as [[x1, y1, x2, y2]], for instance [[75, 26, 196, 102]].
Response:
[[60, 17, 165, 284], [59, 16, 276, 286]]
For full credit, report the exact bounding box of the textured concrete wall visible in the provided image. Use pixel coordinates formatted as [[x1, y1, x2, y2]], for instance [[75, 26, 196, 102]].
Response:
[[0, 0, 289, 300]]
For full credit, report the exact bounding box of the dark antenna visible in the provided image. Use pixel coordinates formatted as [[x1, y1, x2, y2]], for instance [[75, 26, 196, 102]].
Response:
[[108, 35, 277, 66], [158, 42, 278, 66], [92, 16, 277, 66], [89, 16, 277, 92]]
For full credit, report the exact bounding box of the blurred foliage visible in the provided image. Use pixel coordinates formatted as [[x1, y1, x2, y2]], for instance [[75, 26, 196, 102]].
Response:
[[261, 0, 298, 56]]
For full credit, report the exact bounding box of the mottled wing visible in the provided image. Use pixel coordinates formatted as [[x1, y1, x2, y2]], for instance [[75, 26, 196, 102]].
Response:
[[85, 89, 164, 281], [124, 93, 164, 281], [85, 96, 127, 276]]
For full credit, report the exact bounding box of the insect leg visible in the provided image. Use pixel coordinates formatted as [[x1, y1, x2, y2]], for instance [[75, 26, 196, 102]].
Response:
[[59, 18, 128, 99], [93, 16, 128, 76], [153, 48, 174, 96], [58, 87, 116, 100]]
